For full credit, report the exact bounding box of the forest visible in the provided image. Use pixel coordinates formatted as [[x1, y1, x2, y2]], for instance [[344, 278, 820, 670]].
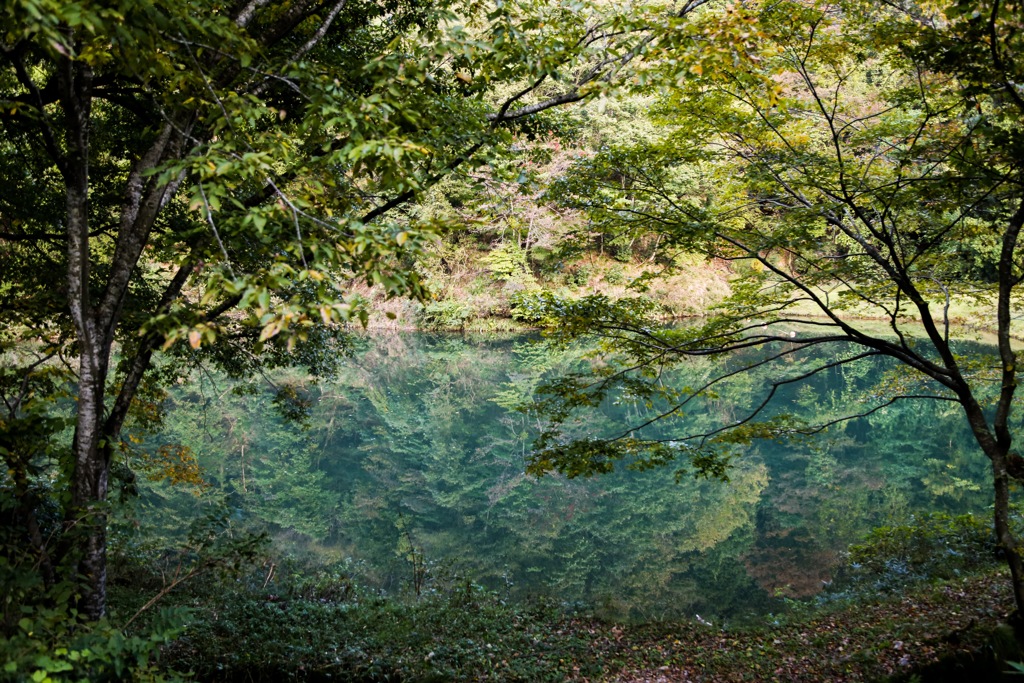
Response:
[[2, 0, 1024, 680]]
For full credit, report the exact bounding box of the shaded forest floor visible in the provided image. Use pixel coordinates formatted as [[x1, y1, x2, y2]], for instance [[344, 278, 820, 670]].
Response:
[[602, 571, 1017, 682], [139, 566, 1022, 682], [119, 510, 1021, 682]]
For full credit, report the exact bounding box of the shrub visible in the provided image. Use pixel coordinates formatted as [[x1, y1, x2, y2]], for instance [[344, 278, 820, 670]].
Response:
[[0, 577, 189, 683], [604, 265, 626, 285], [419, 300, 474, 330], [566, 264, 592, 287], [483, 243, 536, 287], [509, 290, 566, 325], [0, 484, 190, 682]]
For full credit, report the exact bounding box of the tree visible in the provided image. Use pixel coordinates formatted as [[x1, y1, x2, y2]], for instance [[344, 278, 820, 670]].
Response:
[[0, 0, 684, 620], [529, 0, 1024, 615]]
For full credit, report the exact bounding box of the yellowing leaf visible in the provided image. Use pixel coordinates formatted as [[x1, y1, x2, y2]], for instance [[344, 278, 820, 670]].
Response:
[[259, 322, 279, 342]]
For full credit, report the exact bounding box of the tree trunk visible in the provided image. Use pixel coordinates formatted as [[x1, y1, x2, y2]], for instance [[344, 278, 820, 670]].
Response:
[[992, 450, 1024, 621], [950, 390, 1024, 622], [69, 350, 112, 619], [964, 399, 1024, 620], [990, 197, 1024, 621], [58, 50, 113, 620]]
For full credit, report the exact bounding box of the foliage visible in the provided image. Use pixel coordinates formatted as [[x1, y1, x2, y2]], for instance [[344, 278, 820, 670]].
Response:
[[5, 0, 1021, 674], [0, 0, 676, 620], [156, 559, 605, 682], [0, 599, 188, 683], [0, 492, 268, 682], [483, 241, 538, 287], [604, 265, 627, 285], [509, 289, 568, 324], [0, 489, 184, 682], [529, 0, 1024, 614], [109, 543, 1024, 682], [419, 299, 476, 330]]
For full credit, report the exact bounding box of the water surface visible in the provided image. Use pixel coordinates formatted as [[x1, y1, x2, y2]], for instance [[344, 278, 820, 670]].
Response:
[[140, 332, 994, 620]]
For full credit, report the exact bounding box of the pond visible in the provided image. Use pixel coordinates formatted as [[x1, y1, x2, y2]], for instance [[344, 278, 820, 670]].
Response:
[[134, 331, 994, 621]]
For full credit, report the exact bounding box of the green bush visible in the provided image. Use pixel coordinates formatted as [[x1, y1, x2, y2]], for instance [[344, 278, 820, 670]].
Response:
[[483, 243, 536, 286], [419, 300, 474, 330], [0, 495, 273, 682], [509, 290, 566, 325], [0, 486, 189, 682], [0, 578, 188, 683], [603, 265, 626, 285], [566, 264, 592, 287], [611, 245, 632, 263]]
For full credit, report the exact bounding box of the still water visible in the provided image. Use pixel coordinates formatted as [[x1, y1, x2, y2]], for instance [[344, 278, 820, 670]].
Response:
[[141, 332, 994, 620]]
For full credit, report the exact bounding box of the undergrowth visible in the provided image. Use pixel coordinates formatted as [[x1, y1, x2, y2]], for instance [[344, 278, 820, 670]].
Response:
[[137, 562, 601, 682], [8, 510, 1018, 682]]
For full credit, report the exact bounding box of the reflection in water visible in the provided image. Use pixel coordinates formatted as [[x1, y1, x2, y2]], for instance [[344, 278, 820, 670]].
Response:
[[139, 332, 993, 620]]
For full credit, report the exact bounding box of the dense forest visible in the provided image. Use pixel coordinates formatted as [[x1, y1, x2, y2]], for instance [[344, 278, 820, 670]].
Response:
[[2, 0, 1024, 679]]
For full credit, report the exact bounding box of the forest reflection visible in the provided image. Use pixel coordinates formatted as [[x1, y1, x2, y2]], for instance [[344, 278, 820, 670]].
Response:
[[136, 332, 993, 621]]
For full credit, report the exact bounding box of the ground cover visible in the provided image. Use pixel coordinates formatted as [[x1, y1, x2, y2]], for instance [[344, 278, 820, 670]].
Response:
[[109, 564, 1019, 682], [608, 571, 1017, 682]]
